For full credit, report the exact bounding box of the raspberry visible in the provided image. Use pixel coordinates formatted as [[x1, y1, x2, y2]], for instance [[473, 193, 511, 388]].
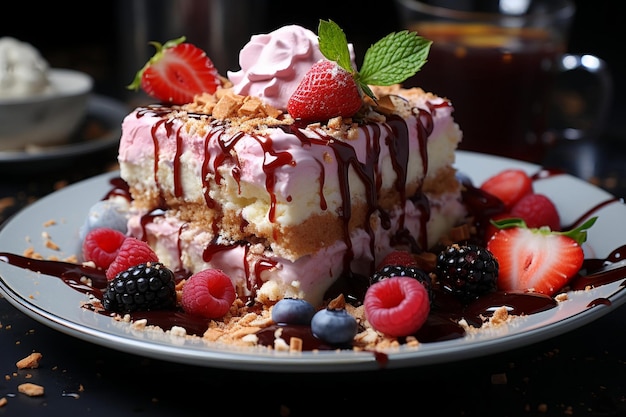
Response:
[[102, 262, 176, 313], [106, 237, 159, 280], [364, 277, 430, 337], [376, 250, 417, 270], [82, 228, 127, 270], [181, 269, 236, 319], [370, 265, 433, 302], [509, 193, 560, 231]]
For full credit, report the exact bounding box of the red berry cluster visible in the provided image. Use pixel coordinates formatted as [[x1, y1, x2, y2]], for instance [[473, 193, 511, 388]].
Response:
[[480, 169, 560, 240], [82, 227, 235, 318]]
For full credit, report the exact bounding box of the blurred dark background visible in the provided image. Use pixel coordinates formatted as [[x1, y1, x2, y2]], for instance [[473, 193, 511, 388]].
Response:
[[2, 0, 624, 136]]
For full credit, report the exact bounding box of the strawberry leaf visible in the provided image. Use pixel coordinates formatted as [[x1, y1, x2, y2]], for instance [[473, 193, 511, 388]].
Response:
[[490, 217, 528, 230], [318, 20, 354, 74], [562, 216, 597, 245], [491, 215, 598, 246], [358, 31, 432, 87]]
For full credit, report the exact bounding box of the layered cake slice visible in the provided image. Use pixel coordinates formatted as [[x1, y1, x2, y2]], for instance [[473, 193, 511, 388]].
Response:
[[118, 23, 466, 307]]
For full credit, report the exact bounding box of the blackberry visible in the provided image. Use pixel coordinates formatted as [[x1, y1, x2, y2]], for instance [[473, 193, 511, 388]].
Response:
[[102, 262, 177, 313], [370, 265, 434, 302], [435, 243, 499, 302]]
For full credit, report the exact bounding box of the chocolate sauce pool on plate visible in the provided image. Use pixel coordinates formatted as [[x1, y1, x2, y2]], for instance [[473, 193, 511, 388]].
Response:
[[0, 170, 625, 352], [0, 244, 624, 348]]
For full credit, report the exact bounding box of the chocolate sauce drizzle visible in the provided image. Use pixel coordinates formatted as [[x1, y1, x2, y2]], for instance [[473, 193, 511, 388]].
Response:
[[1, 113, 625, 357], [135, 105, 432, 290]]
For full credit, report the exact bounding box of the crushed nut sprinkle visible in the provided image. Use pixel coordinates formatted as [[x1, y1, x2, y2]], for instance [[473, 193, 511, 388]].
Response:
[[16, 352, 42, 369], [18, 383, 44, 397]]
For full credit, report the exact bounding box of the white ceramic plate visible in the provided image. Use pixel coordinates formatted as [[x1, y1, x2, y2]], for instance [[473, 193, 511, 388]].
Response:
[[0, 151, 625, 372]]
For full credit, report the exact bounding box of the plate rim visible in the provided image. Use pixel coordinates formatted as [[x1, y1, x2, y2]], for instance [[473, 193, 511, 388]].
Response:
[[0, 152, 625, 372]]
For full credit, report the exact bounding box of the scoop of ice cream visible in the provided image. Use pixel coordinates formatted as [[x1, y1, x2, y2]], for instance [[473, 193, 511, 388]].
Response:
[[228, 25, 356, 111], [0, 37, 51, 98]]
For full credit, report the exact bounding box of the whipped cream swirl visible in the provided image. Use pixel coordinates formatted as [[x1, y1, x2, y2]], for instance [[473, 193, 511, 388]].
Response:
[[227, 25, 326, 111]]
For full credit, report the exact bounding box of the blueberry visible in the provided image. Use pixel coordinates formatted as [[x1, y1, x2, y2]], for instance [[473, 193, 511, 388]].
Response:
[[271, 298, 315, 325], [79, 198, 130, 241], [311, 308, 357, 345]]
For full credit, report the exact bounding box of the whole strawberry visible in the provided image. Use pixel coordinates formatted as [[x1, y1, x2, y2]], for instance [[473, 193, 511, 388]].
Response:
[[287, 19, 431, 122], [480, 169, 534, 210], [127, 36, 221, 105], [288, 60, 362, 121]]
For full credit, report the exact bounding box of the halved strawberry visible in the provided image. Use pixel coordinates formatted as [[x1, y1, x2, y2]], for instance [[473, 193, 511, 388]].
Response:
[[480, 169, 533, 210], [287, 60, 363, 122], [487, 217, 596, 296], [127, 36, 221, 105]]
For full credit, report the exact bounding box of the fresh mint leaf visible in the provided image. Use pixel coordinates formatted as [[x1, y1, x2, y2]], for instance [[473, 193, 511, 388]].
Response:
[[316, 21, 431, 102], [358, 31, 432, 86], [318, 20, 354, 73]]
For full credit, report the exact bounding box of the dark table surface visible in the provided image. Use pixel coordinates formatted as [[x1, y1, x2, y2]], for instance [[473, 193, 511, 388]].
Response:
[[1, 127, 626, 417]]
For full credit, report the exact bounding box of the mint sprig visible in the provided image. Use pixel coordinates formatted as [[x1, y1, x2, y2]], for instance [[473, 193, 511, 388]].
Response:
[[359, 31, 432, 86], [317, 19, 432, 102], [318, 20, 354, 73]]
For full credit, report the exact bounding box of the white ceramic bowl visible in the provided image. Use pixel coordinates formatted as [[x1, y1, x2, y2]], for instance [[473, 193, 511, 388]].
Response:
[[0, 68, 93, 151]]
